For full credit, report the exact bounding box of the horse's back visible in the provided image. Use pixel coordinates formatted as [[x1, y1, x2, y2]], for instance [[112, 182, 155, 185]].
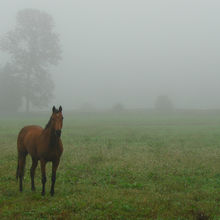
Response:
[[17, 126, 43, 155]]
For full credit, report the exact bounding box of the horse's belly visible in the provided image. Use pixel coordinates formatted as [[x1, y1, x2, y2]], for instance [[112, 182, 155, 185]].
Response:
[[38, 148, 62, 162], [20, 126, 42, 157]]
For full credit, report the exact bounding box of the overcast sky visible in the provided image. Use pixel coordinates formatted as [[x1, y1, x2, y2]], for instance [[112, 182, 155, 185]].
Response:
[[1, 0, 220, 109]]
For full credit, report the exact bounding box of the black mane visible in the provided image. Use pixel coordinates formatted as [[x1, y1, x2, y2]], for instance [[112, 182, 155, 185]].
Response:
[[44, 108, 59, 129], [45, 117, 52, 129]]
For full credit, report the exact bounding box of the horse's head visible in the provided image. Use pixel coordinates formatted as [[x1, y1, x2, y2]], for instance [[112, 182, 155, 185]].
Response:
[[51, 106, 63, 138]]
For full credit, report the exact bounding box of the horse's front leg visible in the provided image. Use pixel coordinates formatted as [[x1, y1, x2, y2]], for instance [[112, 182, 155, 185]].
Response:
[[30, 158, 38, 191], [50, 159, 60, 196], [40, 160, 47, 196]]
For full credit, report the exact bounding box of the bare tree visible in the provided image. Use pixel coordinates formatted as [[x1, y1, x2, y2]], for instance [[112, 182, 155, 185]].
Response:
[[0, 63, 23, 113], [155, 95, 174, 112], [112, 103, 125, 112], [0, 9, 61, 112]]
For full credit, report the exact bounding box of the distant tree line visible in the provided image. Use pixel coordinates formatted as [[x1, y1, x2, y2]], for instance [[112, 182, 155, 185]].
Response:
[[0, 9, 61, 113]]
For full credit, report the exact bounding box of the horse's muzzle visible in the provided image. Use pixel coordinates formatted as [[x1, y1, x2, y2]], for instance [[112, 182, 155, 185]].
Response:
[[55, 130, 61, 137]]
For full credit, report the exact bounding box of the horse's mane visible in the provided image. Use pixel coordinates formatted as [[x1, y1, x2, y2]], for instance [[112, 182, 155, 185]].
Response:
[[44, 117, 52, 129], [44, 109, 59, 129]]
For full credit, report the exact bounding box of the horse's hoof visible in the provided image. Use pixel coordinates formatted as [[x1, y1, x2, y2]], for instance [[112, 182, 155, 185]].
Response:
[[41, 191, 45, 196], [50, 191, 54, 196], [31, 187, 36, 191]]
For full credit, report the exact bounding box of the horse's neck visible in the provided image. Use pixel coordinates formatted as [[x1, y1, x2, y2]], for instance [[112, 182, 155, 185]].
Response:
[[43, 127, 59, 148]]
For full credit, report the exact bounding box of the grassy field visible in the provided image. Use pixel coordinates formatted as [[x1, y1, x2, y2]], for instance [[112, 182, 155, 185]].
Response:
[[0, 111, 220, 219]]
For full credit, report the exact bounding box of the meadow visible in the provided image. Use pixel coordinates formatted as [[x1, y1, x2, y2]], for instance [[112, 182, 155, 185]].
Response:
[[0, 110, 220, 219]]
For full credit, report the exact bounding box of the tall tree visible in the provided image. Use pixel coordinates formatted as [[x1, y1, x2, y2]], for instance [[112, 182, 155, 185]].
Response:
[[0, 63, 23, 113], [0, 9, 61, 112]]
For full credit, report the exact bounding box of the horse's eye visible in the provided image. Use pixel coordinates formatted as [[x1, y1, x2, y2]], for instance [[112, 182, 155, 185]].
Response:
[[62, 117, 64, 120]]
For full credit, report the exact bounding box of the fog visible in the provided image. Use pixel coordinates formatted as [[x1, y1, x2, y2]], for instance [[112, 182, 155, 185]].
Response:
[[1, 0, 220, 110]]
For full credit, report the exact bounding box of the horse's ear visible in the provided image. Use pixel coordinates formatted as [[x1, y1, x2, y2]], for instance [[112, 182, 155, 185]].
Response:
[[52, 106, 56, 113], [59, 106, 62, 112]]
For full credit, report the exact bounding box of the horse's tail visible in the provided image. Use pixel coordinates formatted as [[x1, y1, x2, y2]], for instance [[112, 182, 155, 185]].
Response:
[[16, 131, 21, 181], [16, 128, 26, 181], [16, 158, 19, 181], [16, 152, 27, 181]]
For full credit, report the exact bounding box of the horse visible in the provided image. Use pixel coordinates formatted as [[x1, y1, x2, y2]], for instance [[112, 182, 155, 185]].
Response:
[[16, 106, 64, 196]]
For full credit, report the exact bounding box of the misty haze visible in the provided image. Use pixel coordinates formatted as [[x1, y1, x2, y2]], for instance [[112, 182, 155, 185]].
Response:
[[1, 0, 220, 111]]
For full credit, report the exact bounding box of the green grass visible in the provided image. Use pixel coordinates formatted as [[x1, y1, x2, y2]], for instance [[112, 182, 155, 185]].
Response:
[[0, 111, 220, 219]]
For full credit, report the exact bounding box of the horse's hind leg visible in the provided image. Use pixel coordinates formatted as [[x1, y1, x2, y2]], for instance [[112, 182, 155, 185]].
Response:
[[17, 152, 27, 192], [40, 160, 47, 196], [30, 158, 38, 191]]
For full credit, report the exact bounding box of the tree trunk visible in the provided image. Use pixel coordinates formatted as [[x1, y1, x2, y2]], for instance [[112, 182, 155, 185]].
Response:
[[26, 97, 30, 113], [25, 72, 30, 113]]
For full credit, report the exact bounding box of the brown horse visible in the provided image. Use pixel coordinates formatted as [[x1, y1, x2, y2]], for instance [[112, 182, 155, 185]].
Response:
[[16, 106, 63, 196]]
